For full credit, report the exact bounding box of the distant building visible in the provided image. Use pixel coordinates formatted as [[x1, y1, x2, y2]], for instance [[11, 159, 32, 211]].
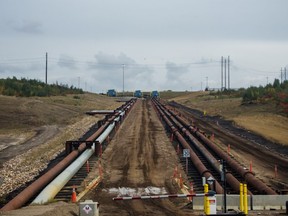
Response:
[[107, 89, 117, 97]]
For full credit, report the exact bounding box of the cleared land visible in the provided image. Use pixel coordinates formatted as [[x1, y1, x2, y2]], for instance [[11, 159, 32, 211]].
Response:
[[83, 99, 193, 215], [0, 93, 121, 199], [0, 92, 287, 215], [168, 91, 288, 146]]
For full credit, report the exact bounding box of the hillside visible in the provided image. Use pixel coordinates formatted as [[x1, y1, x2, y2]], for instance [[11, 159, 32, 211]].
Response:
[[0, 93, 122, 203], [0, 93, 120, 156], [167, 91, 288, 146]]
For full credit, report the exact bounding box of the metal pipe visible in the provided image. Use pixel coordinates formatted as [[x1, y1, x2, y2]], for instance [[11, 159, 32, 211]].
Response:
[[164, 102, 277, 195], [195, 132, 276, 195], [32, 122, 116, 204], [164, 108, 246, 194], [1, 99, 135, 211], [154, 102, 223, 194], [1, 118, 112, 211]]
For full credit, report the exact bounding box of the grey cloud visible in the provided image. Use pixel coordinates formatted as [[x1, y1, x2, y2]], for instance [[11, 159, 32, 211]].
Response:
[[0, 63, 43, 80], [88, 52, 156, 91], [166, 62, 190, 80], [58, 55, 77, 69], [14, 20, 43, 34], [88, 52, 136, 69]]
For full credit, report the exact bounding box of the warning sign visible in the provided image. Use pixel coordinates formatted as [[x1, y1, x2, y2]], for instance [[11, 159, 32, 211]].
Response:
[[183, 149, 190, 158], [83, 204, 92, 214]]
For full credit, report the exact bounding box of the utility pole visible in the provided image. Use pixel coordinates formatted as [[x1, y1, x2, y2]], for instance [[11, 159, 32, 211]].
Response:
[[122, 64, 125, 97], [224, 59, 227, 90], [228, 56, 230, 90], [285, 67, 287, 81], [45, 52, 48, 84], [281, 68, 283, 83], [206, 76, 208, 90], [221, 56, 223, 91]]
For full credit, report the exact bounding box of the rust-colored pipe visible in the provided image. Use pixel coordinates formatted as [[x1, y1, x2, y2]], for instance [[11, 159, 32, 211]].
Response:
[[165, 109, 253, 195], [154, 103, 223, 194], [1, 99, 135, 211], [164, 102, 277, 195], [194, 132, 277, 195], [1, 117, 115, 211]]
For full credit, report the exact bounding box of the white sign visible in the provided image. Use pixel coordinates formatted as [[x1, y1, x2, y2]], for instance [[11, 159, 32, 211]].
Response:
[[183, 149, 190, 158], [83, 204, 92, 214], [207, 176, 215, 185]]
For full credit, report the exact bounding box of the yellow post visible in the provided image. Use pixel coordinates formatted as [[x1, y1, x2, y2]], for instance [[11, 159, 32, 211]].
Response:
[[244, 184, 248, 215], [204, 184, 210, 215], [239, 183, 243, 211]]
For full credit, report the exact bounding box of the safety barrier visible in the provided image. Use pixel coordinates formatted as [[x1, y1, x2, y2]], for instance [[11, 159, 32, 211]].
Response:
[[113, 187, 217, 215], [192, 194, 288, 211]]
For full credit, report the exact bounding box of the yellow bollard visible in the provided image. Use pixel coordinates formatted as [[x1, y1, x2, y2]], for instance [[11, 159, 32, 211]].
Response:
[[204, 184, 207, 214], [239, 183, 243, 211], [204, 184, 210, 215], [244, 184, 248, 215]]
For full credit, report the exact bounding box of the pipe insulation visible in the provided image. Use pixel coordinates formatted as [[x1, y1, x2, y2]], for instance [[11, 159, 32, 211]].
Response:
[[32, 121, 116, 204]]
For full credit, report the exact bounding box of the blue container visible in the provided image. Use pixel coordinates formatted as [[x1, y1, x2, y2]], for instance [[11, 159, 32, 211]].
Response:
[[134, 90, 142, 98], [107, 89, 117, 97], [151, 90, 159, 98]]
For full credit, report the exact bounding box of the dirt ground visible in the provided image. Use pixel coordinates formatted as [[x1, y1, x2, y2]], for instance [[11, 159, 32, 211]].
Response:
[[1, 97, 287, 215], [82, 99, 194, 215]]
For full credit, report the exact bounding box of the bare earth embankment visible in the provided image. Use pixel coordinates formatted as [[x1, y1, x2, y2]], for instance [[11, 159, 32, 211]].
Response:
[[0, 93, 120, 201], [169, 91, 288, 146]]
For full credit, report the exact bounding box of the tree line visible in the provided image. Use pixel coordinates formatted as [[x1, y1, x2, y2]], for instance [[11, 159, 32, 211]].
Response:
[[242, 79, 288, 113], [0, 77, 83, 97], [209, 78, 288, 114]]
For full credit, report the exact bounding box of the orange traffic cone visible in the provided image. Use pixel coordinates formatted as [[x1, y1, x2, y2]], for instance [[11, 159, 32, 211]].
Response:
[[189, 182, 194, 202], [179, 173, 183, 189], [173, 165, 178, 178], [71, 186, 77, 203]]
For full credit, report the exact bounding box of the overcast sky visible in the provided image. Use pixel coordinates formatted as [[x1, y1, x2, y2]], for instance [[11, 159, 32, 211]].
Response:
[[1, 0, 288, 93]]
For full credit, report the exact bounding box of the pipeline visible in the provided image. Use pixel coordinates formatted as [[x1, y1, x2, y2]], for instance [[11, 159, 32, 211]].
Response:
[[32, 119, 118, 204], [193, 131, 277, 195], [154, 101, 242, 193], [165, 101, 277, 195], [154, 101, 241, 191], [1, 99, 136, 211], [153, 101, 223, 194], [164, 110, 244, 194]]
